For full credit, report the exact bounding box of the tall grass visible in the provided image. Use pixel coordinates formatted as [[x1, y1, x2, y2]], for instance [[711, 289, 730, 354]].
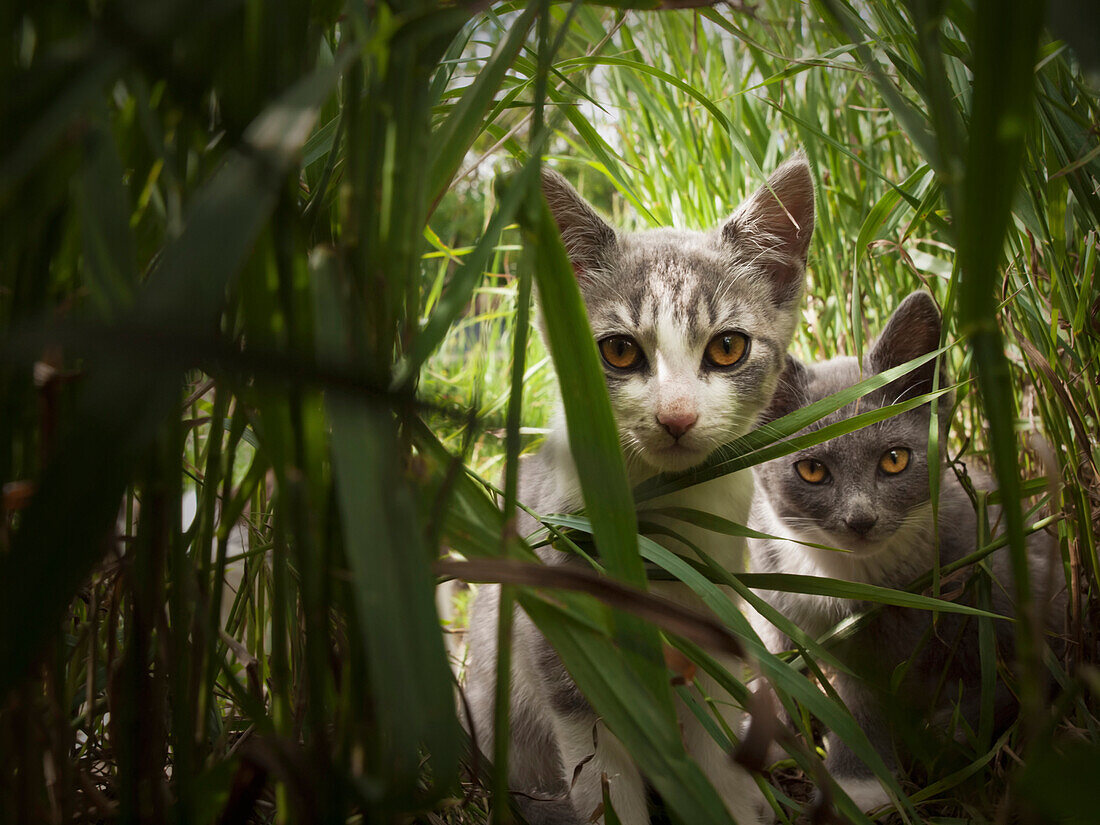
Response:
[[1, 1, 1097, 823]]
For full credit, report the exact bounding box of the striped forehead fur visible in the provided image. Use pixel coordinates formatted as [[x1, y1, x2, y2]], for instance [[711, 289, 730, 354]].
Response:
[[579, 227, 801, 358]]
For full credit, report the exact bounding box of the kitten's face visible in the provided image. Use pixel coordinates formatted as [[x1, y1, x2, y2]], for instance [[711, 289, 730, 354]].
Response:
[[756, 359, 935, 553], [584, 230, 801, 472], [754, 292, 948, 554], [543, 159, 815, 473]]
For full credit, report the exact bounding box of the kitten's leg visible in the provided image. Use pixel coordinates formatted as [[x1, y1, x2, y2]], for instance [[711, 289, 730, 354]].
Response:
[[466, 590, 584, 824], [551, 716, 648, 825], [824, 677, 894, 813], [823, 752, 891, 814], [508, 702, 583, 825], [681, 668, 773, 825], [525, 628, 647, 825]]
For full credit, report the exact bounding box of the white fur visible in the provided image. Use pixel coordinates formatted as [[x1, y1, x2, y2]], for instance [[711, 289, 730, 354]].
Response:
[[834, 776, 890, 813], [555, 720, 648, 825]]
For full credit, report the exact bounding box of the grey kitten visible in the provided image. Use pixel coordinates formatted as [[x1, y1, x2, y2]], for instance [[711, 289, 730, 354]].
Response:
[[464, 157, 816, 825], [747, 291, 1064, 811]]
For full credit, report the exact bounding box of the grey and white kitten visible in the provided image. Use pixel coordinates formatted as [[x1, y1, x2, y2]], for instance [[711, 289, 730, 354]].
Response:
[[464, 157, 816, 825], [747, 291, 1063, 811]]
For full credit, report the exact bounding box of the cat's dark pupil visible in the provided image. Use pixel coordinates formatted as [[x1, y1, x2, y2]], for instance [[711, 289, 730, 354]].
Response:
[[616, 339, 629, 357]]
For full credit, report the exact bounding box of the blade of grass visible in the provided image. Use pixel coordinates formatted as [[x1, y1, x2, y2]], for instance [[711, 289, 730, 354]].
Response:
[[312, 248, 460, 803], [428, 4, 539, 206], [522, 176, 670, 704], [636, 378, 958, 501], [953, 0, 1046, 740], [0, 56, 340, 698]]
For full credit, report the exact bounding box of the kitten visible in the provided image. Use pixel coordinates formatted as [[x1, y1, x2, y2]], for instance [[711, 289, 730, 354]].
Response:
[[464, 157, 816, 825], [747, 291, 1064, 812]]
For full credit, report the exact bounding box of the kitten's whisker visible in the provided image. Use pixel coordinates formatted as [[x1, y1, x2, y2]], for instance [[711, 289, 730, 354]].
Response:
[[890, 381, 924, 406]]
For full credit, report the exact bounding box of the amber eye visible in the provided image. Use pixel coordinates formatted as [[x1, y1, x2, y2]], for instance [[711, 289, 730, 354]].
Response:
[[598, 335, 643, 370], [795, 458, 829, 484], [704, 331, 749, 368], [880, 448, 911, 475]]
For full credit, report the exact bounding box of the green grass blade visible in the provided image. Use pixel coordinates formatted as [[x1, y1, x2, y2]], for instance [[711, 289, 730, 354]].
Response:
[[637, 379, 957, 501], [523, 182, 669, 696], [739, 573, 1009, 621], [312, 249, 459, 802], [428, 5, 539, 203], [75, 106, 138, 315], [954, 0, 1047, 736], [394, 157, 542, 388], [555, 56, 732, 132], [0, 56, 338, 698]]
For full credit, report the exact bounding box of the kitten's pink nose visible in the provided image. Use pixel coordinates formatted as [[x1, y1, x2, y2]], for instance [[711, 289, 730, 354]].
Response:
[[658, 412, 698, 439]]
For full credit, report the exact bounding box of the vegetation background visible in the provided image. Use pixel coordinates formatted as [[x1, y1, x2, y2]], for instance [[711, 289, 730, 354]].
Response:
[[1, 0, 1098, 823]]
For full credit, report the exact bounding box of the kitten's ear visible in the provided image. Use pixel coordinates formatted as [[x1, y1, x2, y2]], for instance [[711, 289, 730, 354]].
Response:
[[869, 291, 944, 399], [759, 355, 808, 426], [721, 154, 815, 303], [541, 169, 617, 281]]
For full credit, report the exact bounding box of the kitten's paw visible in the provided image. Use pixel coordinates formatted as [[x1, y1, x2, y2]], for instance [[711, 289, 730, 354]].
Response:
[[752, 791, 778, 824], [711, 768, 774, 825], [720, 793, 774, 825], [834, 776, 890, 813], [513, 795, 585, 825]]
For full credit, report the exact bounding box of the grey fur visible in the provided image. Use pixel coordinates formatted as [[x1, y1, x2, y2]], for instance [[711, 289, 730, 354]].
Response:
[[747, 292, 1065, 808], [464, 157, 816, 825]]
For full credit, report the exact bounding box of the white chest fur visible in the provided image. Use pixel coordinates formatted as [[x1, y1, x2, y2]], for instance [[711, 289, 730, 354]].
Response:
[[640, 470, 754, 609], [748, 500, 854, 637]]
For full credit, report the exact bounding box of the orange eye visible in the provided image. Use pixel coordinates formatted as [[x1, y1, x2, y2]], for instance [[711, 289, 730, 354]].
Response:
[[599, 335, 643, 370], [880, 448, 910, 474], [704, 332, 749, 368], [795, 459, 829, 484]]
